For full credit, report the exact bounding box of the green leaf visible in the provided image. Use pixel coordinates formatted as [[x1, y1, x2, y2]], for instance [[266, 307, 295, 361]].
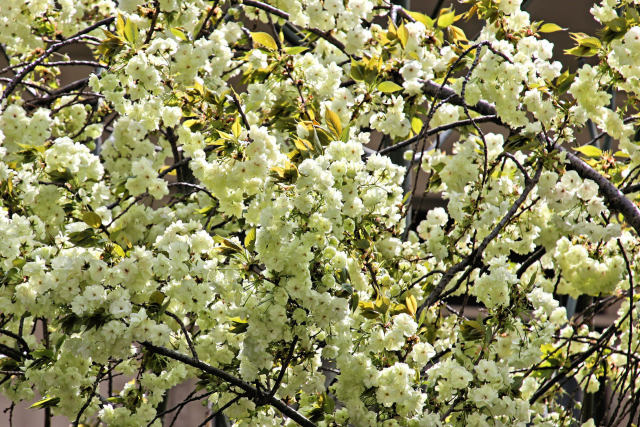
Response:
[[355, 239, 370, 250], [232, 117, 242, 138], [214, 236, 244, 253], [406, 295, 417, 318], [150, 291, 166, 305], [574, 145, 602, 157], [340, 124, 351, 142], [539, 23, 566, 33], [350, 60, 365, 81], [377, 81, 403, 93], [460, 319, 485, 341], [411, 116, 423, 134], [294, 138, 313, 152], [170, 27, 189, 41], [325, 108, 342, 139], [229, 317, 248, 334], [30, 397, 60, 409], [575, 34, 601, 49], [82, 211, 102, 228], [244, 228, 256, 251], [407, 11, 434, 28], [111, 243, 125, 258], [437, 11, 456, 28], [124, 18, 138, 45], [322, 393, 335, 413], [251, 32, 277, 51], [116, 14, 126, 38], [68, 229, 99, 247], [397, 23, 409, 48], [564, 45, 598, 57], [606, 16, 627, 33], [554, 69, 575, 94], [358, 304, 379, 319], [284, 46, 308, 55]]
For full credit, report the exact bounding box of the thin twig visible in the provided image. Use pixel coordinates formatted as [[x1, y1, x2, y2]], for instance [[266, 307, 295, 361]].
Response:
[[164, 311, 199, 360]]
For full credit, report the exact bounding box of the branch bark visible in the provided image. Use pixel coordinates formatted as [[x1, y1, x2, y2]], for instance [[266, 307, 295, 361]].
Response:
[[415, 163, 542, 318], [141, 342, 316, 427], [420, 78, 640, 236]]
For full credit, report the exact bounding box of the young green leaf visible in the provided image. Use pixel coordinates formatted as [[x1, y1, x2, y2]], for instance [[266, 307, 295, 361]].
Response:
[[251, 32, 278, 51], [377, 81, 403, 93], [437, 11, 456, 28], [539, 23, 566, 33], [82, 211, 102, 228], [574, 145, 602, 157], [325, 108, 342, 139]]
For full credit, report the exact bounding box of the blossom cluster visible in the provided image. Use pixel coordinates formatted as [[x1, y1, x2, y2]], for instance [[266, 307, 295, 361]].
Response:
[[1, 0, 640, 426]]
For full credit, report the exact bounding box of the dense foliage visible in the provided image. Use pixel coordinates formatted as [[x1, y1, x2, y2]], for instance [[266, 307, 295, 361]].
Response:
[[2, 0, 640, 425]]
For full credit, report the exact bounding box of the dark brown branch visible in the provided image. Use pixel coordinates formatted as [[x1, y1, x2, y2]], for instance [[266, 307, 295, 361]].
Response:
[[195, 0, 220, 39], [141, 342, 316, 427], [168, 182, 214, 199], [565, 151, 640, 235], [147, 390, 214, 426], [23, 77, 92, 108], [72, 365, 105, 426], [164, 311, 198, 360], [377, 115, 498, 155], [0, 343, 23, 361], [144, 1, 161, 45], [0, 17, 114, 105], [197, 394, 242, 427], [230, 89, 250, 129], [415, 163, 542, 318], [422, 77, 640, 237], [0, 329, 31, 356], [242, 0, 288, 19], [270, 336, 298, 396], [241, 0, 350, 57], [0, 77, 53, 94], [529, 311, 624, 404]]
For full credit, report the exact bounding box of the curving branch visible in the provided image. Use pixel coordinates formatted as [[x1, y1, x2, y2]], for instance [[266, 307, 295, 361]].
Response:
[[0, 17, 114, 107], [415, 163, 542, 318], [141, 342, 316, 427], [377, 115, 498, 155], [420, 78, 640, 236]]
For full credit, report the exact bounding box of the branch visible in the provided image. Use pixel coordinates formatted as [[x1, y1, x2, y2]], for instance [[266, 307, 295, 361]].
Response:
[[195, 0, 220, 40], [270, 336, 298, 396], [141, 342, 316, 427], [0, 343, 23, 361], [144, 1, 161, 45], [377, 115, 498, 155], [197, 394, 242, 427], [23, 77, 92, 108], [415, 163, 542, 318], [241, 0, 349, 57], [168, 182, 214, 199], [242, 0, 288, 19], [421, 78, 498, 117], [0, 328, 31, 356], [422, 77, 640, 236], [163, 311, 198, 360], [529, 309, 624, 404], [72, 365, 106, 426], [0, 17, 114, 106], [229, 89, 250, 129], [565, 151, 640, 235]]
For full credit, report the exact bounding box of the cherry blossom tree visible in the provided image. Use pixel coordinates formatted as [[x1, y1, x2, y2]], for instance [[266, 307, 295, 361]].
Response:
[[1, 0, 640, 425]]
